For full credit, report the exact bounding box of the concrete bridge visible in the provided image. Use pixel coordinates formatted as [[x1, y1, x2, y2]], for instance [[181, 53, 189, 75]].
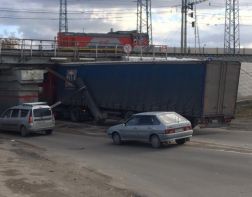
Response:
[[1, 38, 252, 65], [0, 37, 252, 108]]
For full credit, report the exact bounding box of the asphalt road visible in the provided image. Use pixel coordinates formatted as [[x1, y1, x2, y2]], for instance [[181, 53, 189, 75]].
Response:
[[1, 126, 252, 197]]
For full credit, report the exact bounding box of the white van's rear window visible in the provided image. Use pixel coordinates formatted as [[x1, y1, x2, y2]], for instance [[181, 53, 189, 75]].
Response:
[[33, 108, 52, 117]]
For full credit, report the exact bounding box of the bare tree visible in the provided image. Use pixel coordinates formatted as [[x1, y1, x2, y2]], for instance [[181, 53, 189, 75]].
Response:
[[0, 37, 20, 49]]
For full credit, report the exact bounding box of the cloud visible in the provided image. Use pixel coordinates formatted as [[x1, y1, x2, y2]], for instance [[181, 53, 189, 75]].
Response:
[[0, 0, 251, 48]]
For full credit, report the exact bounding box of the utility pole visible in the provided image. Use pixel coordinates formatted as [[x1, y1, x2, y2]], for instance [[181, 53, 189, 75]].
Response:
[[191, 5, 201, 52], [181, 0, 184, 53], [181, 0, 188, 53], [224, 0, 240, 54], [137, 0, 153, 45], [59, 0, 68, 33], [181, 0, 207, 53]]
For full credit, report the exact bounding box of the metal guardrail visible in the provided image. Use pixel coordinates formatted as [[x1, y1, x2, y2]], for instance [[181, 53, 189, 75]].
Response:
[[0, 38, 126, 59], [1, 37, 252, 63]]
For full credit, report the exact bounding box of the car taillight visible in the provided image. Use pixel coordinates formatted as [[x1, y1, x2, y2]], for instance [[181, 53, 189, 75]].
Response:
[[165, 128, 175, 134], [183, 126, 192, 131], [28, 115, 33, 124]]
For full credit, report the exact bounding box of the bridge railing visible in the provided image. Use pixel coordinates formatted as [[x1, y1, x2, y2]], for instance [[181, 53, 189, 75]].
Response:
[[0, 38, 58, 57], [0, 38, 127, 58], [1, 37, 252, 60]]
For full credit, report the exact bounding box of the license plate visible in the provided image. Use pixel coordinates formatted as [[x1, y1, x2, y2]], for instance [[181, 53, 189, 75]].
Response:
[[176, 128, 183, 133]]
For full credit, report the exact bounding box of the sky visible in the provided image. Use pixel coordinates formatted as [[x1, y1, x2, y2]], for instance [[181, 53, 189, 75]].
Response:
[[0, 0, 251, 48]]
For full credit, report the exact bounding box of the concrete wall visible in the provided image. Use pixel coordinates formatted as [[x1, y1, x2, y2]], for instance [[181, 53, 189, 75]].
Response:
[[238, 62, 252, 101], [0, 68, 45, 114]]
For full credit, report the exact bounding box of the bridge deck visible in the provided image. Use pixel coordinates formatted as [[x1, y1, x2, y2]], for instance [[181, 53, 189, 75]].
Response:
[[1, 38, 252, 65]]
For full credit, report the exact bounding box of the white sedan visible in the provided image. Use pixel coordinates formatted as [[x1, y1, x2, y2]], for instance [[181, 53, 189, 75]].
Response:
[[107, 112, 193, 148]]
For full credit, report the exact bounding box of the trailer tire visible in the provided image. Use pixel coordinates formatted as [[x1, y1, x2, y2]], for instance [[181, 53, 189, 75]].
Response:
[[96, 119, 105, 125], [45, 130, 53, 135], [70, 108, 81, 122], [188, 118, 198, 128], [176, 138, 186, 145]]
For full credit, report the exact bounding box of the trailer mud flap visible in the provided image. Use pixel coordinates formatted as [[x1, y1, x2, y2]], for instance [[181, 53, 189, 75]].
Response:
[[47, 67, 105, 122], [75, 78, 105, 121]]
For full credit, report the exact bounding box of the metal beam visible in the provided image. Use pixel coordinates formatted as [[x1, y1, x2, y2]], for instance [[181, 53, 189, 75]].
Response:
[[59, 0, 68, 33], [224, 0, 240, 54], [181, 0, 208, 53], [137, 0, 153, 45]]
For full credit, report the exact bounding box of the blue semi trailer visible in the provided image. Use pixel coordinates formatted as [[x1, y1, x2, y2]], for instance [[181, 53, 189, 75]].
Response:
[[52, 60, 240, 127]]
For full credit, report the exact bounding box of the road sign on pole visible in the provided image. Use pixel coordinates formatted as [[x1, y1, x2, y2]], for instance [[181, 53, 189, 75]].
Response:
[[123, 44, 132, 55]]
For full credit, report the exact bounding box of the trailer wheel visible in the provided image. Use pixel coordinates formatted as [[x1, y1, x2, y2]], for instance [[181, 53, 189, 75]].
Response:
[[176, 138, 186, 145], [96, 119, 105, 125], [188, 118, 198, 128], [45, 130, 53, 135], [70, 108, 81, 122]]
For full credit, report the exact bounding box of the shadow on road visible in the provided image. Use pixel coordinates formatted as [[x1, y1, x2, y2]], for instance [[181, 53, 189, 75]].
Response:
[[0, 130, 51, 139], [193, 128, 229, 136], [106, 140, 183, 150]]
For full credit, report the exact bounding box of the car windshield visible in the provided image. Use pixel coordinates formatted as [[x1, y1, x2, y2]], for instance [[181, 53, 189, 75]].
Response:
[[33, 108, 52, 117], [158, 113, 187, 124]]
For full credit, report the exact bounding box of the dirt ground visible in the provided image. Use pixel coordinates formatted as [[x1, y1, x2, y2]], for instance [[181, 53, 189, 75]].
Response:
[[0, 101, 251, 197], [235, 100, 252, 119], [0, 137, 139, 197], [228, 101, 252, 130]]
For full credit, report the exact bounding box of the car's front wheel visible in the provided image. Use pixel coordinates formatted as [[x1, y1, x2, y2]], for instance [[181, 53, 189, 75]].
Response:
[[176, 138, 186, 145], [112, 132, 122, 145], [150, 135, 161, 148]]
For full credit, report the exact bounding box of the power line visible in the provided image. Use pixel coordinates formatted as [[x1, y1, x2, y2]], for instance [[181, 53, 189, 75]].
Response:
[[0, 6, 179, 14], [0, 16, 122, 20]]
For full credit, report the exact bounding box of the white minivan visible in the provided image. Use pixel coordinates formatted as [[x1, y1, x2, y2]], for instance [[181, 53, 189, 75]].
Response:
[[0, 102, 55, 137]]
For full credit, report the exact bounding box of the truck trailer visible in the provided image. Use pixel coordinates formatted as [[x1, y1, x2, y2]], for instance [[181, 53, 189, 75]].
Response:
[[44, 60, 240, 127]]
